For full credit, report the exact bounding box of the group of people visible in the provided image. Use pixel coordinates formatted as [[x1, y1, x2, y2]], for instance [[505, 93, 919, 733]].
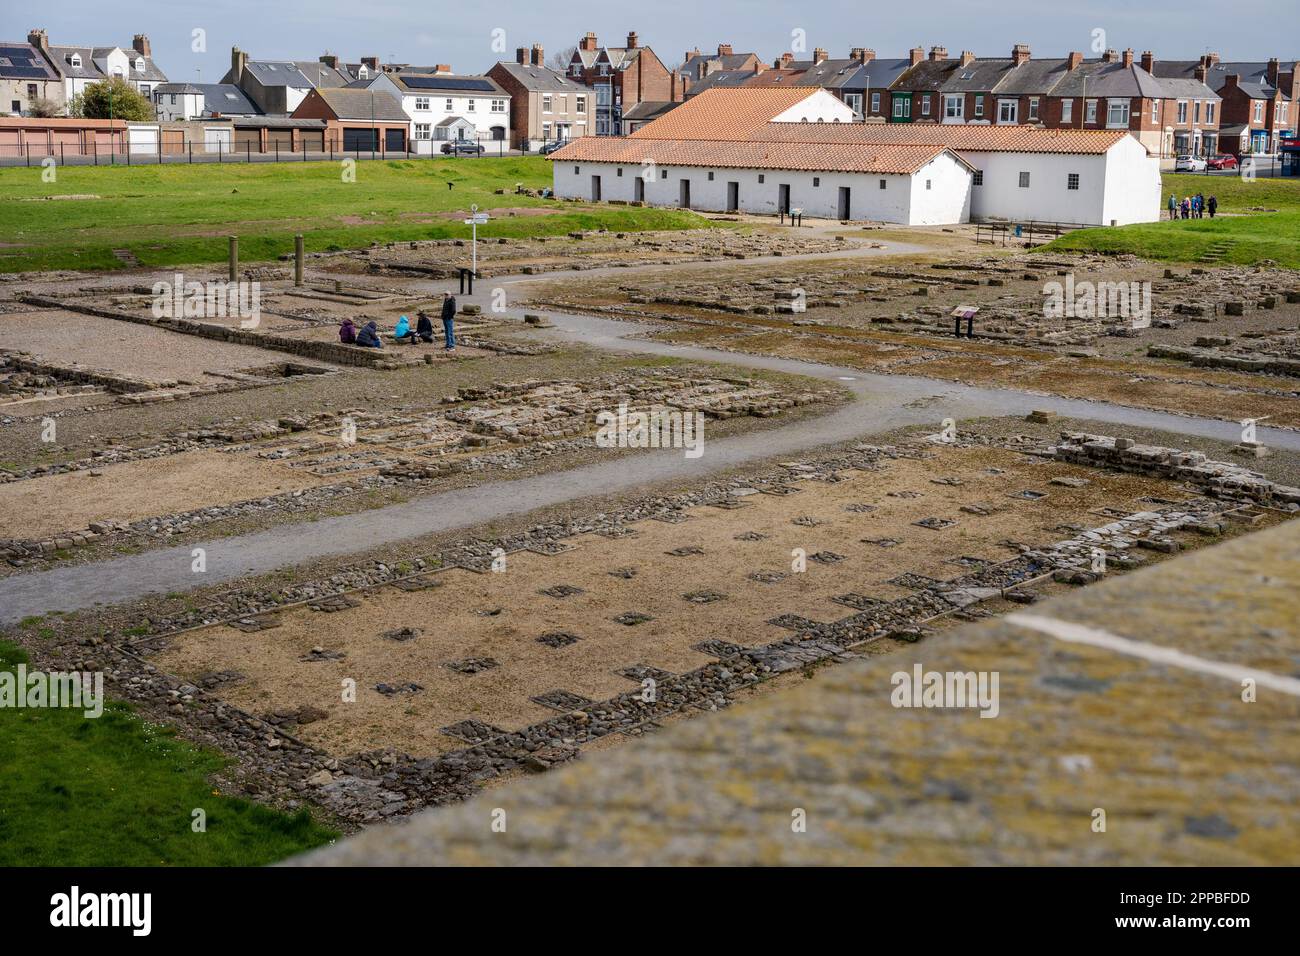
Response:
[[339, 291, 458, 352], [1169, 192, 1217, 220]]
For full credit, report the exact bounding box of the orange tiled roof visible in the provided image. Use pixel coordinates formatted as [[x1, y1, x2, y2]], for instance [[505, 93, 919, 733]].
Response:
[[549, 137, 960, 175], [627, 87, 818, 140]]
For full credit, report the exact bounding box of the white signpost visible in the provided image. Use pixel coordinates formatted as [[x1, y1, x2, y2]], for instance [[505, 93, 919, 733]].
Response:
[[464, 203, 490, 276]]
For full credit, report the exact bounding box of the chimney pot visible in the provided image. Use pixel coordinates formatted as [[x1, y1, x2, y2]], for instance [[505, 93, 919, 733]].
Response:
[[929, 46, 947, 61], [27, 28, 48, 51], [960, 50, 976, 67], [813, 47, 828, 64], [531, 43, 544, 66], [580, 32, 598, 53], [717, 43, 733, 57], [626, 31, 638, 49], [1101, 49, 1118, 63], [1122, 48, 1134, 68], [1011, 43, 1031, 65], [132, 34, 151, 57], [1140, 51, 1154, 73], [516, 47, 528, 65], [909, 46, 924, 67]]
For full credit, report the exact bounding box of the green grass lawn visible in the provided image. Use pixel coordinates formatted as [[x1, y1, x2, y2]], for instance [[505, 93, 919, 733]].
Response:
[[0, 156, 713, 273], [0, 640, 338, 865], [1049, 173, 1300, 269]]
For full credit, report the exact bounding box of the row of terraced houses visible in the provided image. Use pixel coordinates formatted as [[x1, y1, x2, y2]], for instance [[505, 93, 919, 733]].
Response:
[[0, 27, 1295, 161]]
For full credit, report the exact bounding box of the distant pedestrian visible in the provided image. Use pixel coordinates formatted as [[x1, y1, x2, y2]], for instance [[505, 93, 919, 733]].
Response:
[[1208, 195, 1218, 218], [440, 291, 457, 352], [1168, 193, 1177, 220], [1181, 197, 1191, 219], [1195, 193, 1205, 218], [339, 317, 357, 344]]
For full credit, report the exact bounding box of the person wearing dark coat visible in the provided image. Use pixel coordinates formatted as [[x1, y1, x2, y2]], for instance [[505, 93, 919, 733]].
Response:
[[1207, 195, 1218, 218], [356, 320, 383, 349], [416, 311, 435, 343], [440, 291, 457, 352], [339, 318, 357, 344]]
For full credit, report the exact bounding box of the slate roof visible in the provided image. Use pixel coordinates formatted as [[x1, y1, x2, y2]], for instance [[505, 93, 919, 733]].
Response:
[[389, 73, 505, 96], [311, 87, 410, 121], [244, 60, 351, 89], [492, 61, 587, 92], [621, 100, 677, 122], [0, 41, 60, 81], [681, 51, 757, 82], [194, 83, 260, 115], [48, 44, 167, 82]]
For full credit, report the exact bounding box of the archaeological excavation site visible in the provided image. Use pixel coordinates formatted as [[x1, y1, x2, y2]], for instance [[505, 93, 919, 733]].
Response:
[[2, 157, 1298, 880]]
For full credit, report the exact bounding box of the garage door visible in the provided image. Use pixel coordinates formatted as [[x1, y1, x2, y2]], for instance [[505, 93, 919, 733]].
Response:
[[299, 130, 324, 152], [384, 128, 406, 153], [234, 128, 260, 151], [268, 129, 293, 151], [343, 128, 375, 152]]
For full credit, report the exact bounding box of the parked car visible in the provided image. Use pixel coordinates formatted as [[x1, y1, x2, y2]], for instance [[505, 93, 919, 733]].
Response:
[[1207, 154, 1239, 170], [539, 140, 569, 155], [1175, 154, 1207, 172], [441, 141, 484, 155]]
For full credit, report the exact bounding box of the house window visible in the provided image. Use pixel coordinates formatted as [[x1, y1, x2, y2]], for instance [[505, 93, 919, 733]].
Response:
[[617, 167, 623, 176], [415, 97, 430, 110], [758, 174, 764, 183], [574, 165, 580, 174], [1208, 102, 1217, 123], [660, 169, 667, 179], [542, 123, 551, 139], [491, 99, 504, 112], [871, 91, 880, 113], [879, 179, 886, 189], [1253, 101, 1263, 123], [543, 94, 553, 112], [921, 95, 930, 116], [1028, 97, 1039, 121], [576, 95, 586, 112], [415, 123, 431, 139], [813, 177, 820, 187], [944, 94, 963, 120], [139, 84, 151, 99], [1067, 173, 1079, 190], [1018, 171, 1030, 188], [972, 170, 983, 186], [893, 97, 904, 119], [134, 57, 145, 72], [170, 94, 176, 105], [925, 179, 932, 190], [1178, 100, 1189, 124], [1194, 100, 1201, 123], [998, 99, 1018, 123], [69, 53, 81, 67], [1277, 103, 1285, 123], [466, 99, 475, 112], [1062, 99, 1073, 123], [445, 98, 453, 111], [708, 171, 714, 181], [1086, 99, 1098, 123], [974, 94, 984, 118], [844, 92, 862, 115], [1106, 99, 1130, 126], [1151, 99, 1158, 122]]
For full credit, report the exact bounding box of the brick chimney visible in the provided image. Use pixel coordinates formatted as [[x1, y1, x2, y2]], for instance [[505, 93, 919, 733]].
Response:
[[133, 34, 151, 57], [1101, 49, 1119, 64], [851, 48, 876, 64], [717, 43, 733, 57], [684, 48, 699, 65], [319, 53, 339, 70], [516, 47, 528, 65], [1267, 57, 1280, 86], [909, 47, 924, 67], [27, 28, 48, 52], [813, 47, 828, 64], [1122, 48, 1134, 68], [626, 32, 639, 49], [1194, 63, 1208, 83], [531, 43, 544, 66], [1067, 51, 1084, 71], [959, 50, 976, 67], [780, 52, 795, 67], [929, 46, 948, 61], [361, 56, 379, 72], [1011, 43, 1031, 66], [435, 64, 451, 74], [231, 46, 248, 79], [1140, 51, 1154, 73], [1201, 52, 1220, 69], [579, 32, 598, 53]]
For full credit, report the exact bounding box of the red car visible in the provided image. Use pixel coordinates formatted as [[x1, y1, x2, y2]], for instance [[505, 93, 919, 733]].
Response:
[[1207, 154, 1239, 170]]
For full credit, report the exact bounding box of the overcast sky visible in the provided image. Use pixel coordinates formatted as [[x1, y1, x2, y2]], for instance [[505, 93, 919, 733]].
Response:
[[6, 1, 1298, 81]]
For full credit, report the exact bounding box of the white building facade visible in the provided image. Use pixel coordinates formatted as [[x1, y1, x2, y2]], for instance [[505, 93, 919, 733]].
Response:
[[368, 73, 510, 155]]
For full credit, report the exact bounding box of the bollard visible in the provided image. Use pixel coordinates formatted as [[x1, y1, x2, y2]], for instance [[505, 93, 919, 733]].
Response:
[[294, 235, 304, 287], [228, 236, 238, 282]]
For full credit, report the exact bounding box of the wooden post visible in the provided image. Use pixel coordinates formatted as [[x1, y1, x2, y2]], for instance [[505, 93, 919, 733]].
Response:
[[228, 236, 238, 282], [294, 235, 304, 286]]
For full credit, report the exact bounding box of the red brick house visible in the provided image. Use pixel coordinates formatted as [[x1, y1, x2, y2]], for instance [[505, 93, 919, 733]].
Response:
[[565, 31, 682, 135]]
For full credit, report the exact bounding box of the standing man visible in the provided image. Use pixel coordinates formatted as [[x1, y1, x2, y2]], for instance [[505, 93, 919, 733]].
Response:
[[440, 291, 457, 353], [1207, 195, 1218, 219]]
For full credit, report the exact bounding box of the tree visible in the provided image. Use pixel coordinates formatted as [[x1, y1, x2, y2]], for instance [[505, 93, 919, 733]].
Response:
[[26, 98, 62, 118], [70, 77, 154, 121], [548, 46, 577, 72]]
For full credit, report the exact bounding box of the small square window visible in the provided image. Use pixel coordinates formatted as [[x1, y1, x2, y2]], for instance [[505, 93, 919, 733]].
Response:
[[879, 179, 886, 189], [1067, 173, 1079, 190], [813, 177, 820, 187], [1018, 171, 1031, 188], [574, 166, 580, 174], [972, 170, 984, 186], [660, 169, 667, 180], [708, 171, 714, 180]]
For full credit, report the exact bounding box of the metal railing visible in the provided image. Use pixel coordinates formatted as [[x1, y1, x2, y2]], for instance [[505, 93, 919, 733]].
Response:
[[974, 221, 1089, 246]]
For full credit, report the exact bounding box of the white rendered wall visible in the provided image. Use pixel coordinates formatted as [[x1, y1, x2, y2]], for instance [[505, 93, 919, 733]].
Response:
[[906, 153, 973, 224], [967, 151, 1109, 224], [1101, 135, 1162, 225]]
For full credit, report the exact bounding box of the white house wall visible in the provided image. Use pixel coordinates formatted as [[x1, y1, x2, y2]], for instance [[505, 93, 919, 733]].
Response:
[[555, 161, 949, 224], [966, 151, 1110, 224], [1101, 136, 1162, 225], [906, 154, 973, 225], [771, 90, 859, 124]]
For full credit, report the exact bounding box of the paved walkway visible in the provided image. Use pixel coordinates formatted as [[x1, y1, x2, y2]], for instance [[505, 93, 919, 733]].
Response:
[[296, 517, 1300, 866], [3, 279, 1297, 624]]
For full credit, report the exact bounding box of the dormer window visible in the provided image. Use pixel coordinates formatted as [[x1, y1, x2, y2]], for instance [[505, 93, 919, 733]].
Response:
[[69, 53, 82, 68], [135, 57, 145, 72], [358, 66, 368, 78]]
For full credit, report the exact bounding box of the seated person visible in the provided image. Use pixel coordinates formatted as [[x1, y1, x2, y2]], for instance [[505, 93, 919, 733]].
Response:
[[416, 311, 435, 343], [339, 317, 357, 344], [392, 314, 417, 343], [355, 320, 383, 348]]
